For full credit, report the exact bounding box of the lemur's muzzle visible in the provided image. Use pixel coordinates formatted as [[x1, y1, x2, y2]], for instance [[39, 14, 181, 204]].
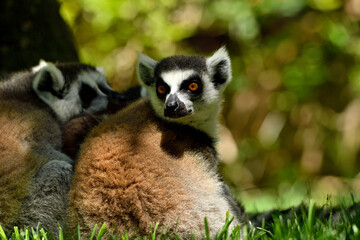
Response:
[[164, 94, 190, 118]]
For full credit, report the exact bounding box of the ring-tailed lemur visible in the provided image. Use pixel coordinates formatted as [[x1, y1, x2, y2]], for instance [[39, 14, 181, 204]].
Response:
[[0, 60, 124, 235], [66, 47, 248, 238]]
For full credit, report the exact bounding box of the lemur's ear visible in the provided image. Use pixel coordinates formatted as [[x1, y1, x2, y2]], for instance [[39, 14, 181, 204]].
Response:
[[206, 47, 232, 89], [32, 62, 65, 103], [136, 52, 158, 86]]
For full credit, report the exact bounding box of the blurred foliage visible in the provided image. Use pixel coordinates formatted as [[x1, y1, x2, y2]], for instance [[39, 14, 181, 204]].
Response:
[[59, 0, 360, 211]]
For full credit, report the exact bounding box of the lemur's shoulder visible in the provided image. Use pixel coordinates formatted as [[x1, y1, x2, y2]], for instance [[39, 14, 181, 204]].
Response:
[[85, 98, 217, 162]]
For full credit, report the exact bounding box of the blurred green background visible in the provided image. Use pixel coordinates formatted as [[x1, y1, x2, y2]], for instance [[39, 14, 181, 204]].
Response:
[[58, 0, 360, 212]]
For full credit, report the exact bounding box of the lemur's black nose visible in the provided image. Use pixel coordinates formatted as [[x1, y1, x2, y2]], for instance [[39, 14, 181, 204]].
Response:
[[165, 95, 179, 111], [164, 94, 189, 118]]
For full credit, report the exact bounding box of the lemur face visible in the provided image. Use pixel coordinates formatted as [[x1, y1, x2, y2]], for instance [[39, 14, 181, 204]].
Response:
[[32, 61, 123, 123], [154, 60, 205, 119], [137, 47, 231, 131]]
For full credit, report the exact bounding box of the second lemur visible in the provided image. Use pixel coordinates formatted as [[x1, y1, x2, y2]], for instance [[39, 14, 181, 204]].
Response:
[[0, 61, 123, 234]]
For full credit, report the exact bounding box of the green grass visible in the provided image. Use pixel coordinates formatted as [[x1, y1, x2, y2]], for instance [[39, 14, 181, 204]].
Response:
[[1, 199, 360, 240]]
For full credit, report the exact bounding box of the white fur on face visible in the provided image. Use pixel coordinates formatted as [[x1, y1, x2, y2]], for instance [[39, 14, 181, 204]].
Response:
[[162, 70, 195, 113], [161, 70, 195, 94], [146, 70, 193, 119], [146, 69, 224, 139]]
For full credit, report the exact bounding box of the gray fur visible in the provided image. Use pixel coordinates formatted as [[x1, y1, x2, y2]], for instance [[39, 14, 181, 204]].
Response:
[[221, 184, 248, 224], [14, 160, 73, 232]]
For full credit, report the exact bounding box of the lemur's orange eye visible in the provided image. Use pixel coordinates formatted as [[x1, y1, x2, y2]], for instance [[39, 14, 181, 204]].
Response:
[[188, 82, 199, 91], [157, 85, 167, 95]]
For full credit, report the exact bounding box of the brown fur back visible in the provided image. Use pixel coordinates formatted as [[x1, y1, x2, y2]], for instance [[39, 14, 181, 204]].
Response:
[[0, 100, 61, 227], [67, 99, 239, 238]]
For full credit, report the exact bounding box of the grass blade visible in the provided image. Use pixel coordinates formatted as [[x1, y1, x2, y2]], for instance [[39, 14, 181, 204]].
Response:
[[0, 225, 7, 240], [40, 228, 48, 240], [204, 217, 210, 240], [96, 223, 107, 240], [31, 227, 40, 240], [58, 224, 64, 240], [229, 225, 241, 239], [217, 212, 234, 239], [25, 228, 29, 240], [14, 227, 20, 240], [121, 231, 129, 240], [308, 199, 315, 233], [172, 232, 181, 240], [151, 222, 159, 240], [78, 225, 81, 240], [31, 228, 36, 239], [90, 224, 97, 240]]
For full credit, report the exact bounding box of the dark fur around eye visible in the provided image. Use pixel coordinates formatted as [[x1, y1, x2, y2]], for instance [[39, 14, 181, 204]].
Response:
[[181, 77, 203, 95], [79, 83, 98, 109], [156, 79, 170, 99]]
